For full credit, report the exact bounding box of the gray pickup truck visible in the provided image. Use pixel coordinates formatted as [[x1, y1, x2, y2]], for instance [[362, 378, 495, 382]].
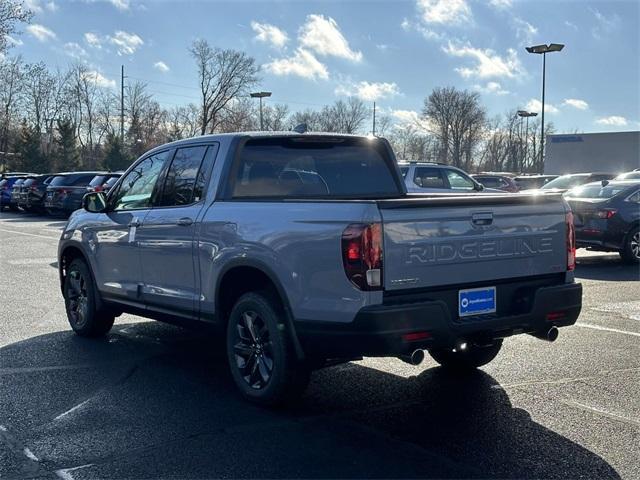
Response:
[[58, 132, 582, 405]]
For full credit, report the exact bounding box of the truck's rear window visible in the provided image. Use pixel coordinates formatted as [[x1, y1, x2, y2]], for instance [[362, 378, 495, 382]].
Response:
[[232, 137, 400, 199]]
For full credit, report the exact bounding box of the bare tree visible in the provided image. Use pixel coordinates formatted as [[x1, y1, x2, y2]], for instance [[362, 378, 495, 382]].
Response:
[[218, 97, 257, 133], [375, 115, 392, 137], [422, 86, 486, 168], [0, 0, 32, 54], [263, 103, 289, 131], [0, 55, 23, 169], [190, 39, 259, 135]]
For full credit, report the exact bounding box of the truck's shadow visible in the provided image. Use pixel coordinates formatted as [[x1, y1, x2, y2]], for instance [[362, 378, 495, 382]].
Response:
[[575, 252, 639, 281], [0, 322, 620, 479]]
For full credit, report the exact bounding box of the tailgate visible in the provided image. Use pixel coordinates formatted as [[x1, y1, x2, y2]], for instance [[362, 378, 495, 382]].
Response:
[[378, 195, 568, 291]]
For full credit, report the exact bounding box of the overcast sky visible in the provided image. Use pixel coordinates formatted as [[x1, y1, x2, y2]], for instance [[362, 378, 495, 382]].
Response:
[[8, 0, 640, 133]]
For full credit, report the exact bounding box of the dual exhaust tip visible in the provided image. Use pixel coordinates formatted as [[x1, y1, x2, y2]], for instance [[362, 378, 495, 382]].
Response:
[[398, 327, 559, 366]]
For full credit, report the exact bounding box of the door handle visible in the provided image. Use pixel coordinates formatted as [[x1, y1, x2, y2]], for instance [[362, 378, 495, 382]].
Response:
[[176, 217, 193, 226], [128, 218, 141, 227]]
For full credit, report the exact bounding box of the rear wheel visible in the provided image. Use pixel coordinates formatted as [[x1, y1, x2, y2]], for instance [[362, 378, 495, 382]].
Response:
[[429, 340, 503, 371], [620, 226, 640, 264], [226, 292, 310, 406], [63, 258, 114, 337]]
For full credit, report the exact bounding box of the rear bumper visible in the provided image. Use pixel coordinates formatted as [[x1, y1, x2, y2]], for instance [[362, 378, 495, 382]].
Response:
[[295, 282, 582, 358]]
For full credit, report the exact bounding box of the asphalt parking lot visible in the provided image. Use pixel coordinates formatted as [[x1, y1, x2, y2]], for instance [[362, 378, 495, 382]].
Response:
[[0, 211, 638, 480]]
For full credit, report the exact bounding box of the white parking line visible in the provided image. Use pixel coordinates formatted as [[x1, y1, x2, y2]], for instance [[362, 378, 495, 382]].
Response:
[[575, 323, 640, 338], [562, 400, 640, 427], [0, 228, 58, 240], [23, 447, 39, 461], [55, 464, 94, 480], [54, 399, 91, 421]]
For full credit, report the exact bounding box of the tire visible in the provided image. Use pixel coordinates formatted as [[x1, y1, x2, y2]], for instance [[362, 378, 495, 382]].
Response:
[[63, 258, 114, 337], [620, 226, 640, 264], [429, 340, 503, 371], [226, 291, 310, 407]]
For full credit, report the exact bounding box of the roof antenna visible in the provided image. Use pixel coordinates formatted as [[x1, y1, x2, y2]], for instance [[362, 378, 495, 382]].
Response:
[[292, 123, 308, 134]]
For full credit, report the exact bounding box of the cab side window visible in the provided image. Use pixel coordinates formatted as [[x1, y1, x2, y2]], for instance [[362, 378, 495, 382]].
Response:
[[157, 145, 217, 207], [112, 151, 170, 211], [627, 190, 640, 203]]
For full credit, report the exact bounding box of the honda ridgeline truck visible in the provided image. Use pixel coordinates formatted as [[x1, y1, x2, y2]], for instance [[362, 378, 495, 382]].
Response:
[[58, 132, 582, 405]]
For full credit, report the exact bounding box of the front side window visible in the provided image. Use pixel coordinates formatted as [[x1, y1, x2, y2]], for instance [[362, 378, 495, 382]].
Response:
[[158, 146, 208, 206], [626, 190, 640, 203], [444, 169, 475, 190], [112, 151, 170, 210], [414, 167, 445, 188]]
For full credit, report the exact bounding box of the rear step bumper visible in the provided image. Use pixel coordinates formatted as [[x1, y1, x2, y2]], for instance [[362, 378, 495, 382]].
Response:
[[295, 282, 582, 358]]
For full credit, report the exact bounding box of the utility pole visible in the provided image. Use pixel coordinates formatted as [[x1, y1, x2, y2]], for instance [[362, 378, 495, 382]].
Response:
[[120, 65, 125, 140], [372, 101, 376, 136]]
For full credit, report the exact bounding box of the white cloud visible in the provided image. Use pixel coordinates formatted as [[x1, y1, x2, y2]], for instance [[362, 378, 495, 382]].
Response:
[[564, 20, 578, 31], [26, 24, 57, 42], [251, 21, 288, 49], [63, 42, 88, 59], [417, 0, 471, 25], [109, 0, 130, 10], [108, 30, 144, 55], [264, 48, 328, 80], [595, 116, 628, 127], [391, 109, 432, 130], [299, 14, 362, 62], [525, 98, 559, 115], [513, 17, 538, 44], [443, 41, 524, 79], [335, 81, 400, 101], [590, 8, 621, 39], [401, 18, 411, 31], [83, 70, 116, 89], [84, 32, 102, 48], [473, 81, 509, 95], [488, 0, 512, 9], [563, 98, 589, 110], [24, 0, 58, 13], [5, 35, 24, 46], [153, 61, 170, 73]]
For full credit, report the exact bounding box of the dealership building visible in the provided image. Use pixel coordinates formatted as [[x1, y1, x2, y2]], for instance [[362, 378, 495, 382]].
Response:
[[544, 131, 640, 175]]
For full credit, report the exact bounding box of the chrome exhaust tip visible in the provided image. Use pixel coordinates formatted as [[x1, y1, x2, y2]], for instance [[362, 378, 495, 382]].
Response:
[[398, 349, 425, 365], [530, 326, 559, 342]]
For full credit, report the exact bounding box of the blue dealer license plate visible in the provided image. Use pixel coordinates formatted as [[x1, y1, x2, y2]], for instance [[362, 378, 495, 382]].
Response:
[[459, 287, 496, 317]]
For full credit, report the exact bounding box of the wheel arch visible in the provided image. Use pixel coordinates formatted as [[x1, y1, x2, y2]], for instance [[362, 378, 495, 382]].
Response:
[[216, 259, 305, 359]]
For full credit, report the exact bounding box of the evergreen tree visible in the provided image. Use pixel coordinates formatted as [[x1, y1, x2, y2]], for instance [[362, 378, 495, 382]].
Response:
[[103, 133, 133, 171], [53, 118, 80, 171], [15, 120, 45, 172]]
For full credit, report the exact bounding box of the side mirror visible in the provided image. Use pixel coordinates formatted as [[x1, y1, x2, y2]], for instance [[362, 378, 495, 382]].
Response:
[[474, 182, 485, 191], [82, 192, 107, 213]]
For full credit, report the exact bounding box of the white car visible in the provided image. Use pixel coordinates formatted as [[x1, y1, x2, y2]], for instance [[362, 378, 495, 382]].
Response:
[[398, 162, 497, 193]]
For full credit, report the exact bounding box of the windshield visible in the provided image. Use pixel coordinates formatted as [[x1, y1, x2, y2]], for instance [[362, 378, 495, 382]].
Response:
[[89, 175, 108, 187], [566, 183, 636, 199], [616, 171, 640, 180], [48, 176, 68, 186], [541, 175, 588, 190]]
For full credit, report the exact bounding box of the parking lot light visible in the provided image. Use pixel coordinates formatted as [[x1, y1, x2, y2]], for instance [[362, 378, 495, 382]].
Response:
[[526, 43, 565, 167]]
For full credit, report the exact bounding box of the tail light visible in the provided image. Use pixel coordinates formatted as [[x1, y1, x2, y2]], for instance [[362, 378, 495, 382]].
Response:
[[566, 211, 576, 271], [341, 223, 383, 290], [29, 185, 39, 191], [59, 188, 71, 196], [93, 185, 104, 192], [595, 209, 617, 219]]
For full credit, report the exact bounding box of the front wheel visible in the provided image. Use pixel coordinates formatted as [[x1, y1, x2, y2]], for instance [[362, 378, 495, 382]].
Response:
[[226, 292, 310, 407], [620, 226, 640, 264], [63, 259, 114, 337], [429, 340, 503, 371]]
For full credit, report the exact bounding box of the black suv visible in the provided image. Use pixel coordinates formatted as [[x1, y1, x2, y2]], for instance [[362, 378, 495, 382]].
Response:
[[45, 172, 106, 216]]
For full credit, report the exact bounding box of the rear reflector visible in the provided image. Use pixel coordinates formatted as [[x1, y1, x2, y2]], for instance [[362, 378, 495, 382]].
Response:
[[402, 332, 431, 342], [546, 311, 566, 321]]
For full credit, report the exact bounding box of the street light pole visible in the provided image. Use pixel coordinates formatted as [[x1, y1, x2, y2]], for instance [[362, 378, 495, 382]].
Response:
[[525, 43, 564, 168], [250, 91, 272, 131], [517, 110, 538, 172]]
